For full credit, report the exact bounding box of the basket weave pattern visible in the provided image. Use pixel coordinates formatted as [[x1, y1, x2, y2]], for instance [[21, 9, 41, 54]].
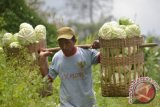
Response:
[[99, 37, 145, 97]]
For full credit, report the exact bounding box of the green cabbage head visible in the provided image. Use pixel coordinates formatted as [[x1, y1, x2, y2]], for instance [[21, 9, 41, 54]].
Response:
[[99, 21, 126, 39], [2, 33, 16, 47], [18, 28, 36, 45], [35, 25, 46, 41], [119, 17, 134, 25], [9, 42, 21, 48], [19, 22, 34, 31], [125, 24, 141, 38]]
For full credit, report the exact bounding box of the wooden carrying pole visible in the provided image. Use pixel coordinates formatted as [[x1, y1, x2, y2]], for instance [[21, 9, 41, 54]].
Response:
[[47, 44, 92, 52], [47, 43, 158, 53]]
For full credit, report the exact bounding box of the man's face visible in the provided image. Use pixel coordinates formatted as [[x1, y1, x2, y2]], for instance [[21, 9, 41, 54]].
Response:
[[58, 38, 75, 56]]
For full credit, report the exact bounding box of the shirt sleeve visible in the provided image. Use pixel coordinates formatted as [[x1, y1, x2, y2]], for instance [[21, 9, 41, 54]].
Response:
[[89, 49, 100, 64], [48, 55, 58, 80]]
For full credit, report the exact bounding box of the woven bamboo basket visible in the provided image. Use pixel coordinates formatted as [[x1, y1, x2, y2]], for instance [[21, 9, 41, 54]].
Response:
[[99, 36, 145, 97], [4, 39, 47, 66]]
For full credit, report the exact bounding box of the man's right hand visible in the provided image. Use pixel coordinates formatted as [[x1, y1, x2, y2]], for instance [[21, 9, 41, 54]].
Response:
[[39, 48, 53, 59]]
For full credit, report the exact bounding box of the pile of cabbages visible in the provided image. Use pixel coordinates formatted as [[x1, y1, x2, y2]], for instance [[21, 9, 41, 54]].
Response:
[[1, 22, 46, 49], [98, 17, 141, 40]]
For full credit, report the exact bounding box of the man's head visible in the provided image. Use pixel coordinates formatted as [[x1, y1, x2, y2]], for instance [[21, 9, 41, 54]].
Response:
[[57, 27, 77, 56]]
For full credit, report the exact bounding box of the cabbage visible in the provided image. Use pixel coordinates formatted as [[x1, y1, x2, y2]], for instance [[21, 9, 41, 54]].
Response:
[[103, 21, 119, 27], [32, 52, 37, 61], [114, 55, 132, 73], [13, 33, 19, 41], [114, 65, 132, 74], [125, 24, 141, 38], [119, 17, 134, 25], [18, 22, 36, 45], [35, 25, 46, 41], [9, 42, 21, 48], [99, 22, 126, 39], [2, 33, 15, 47], [19, 23, 34, 31], [98, 24, 112, 39], [110, 27, 126, 39], [111, 73, 124, 84], [126, 71, 139, 81], [99, 18, 141, 40], [119, 25, 126, 30], [18, 28, 36, 45], [99, 28, 126, 39], [124, 47, 137, 55], [2, 23, 47, 48], [18, 23, 46, 46], [14, 33, 19, 37]]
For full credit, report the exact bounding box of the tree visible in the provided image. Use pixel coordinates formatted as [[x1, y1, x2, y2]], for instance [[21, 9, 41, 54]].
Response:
[[25, 0, 52, 22], [55, 0, 114, 40], [64, 0, 113, 24], [25, 0, 44, 10]]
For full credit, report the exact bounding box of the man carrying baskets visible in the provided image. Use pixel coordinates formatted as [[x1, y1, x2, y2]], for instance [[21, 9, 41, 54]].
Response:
[[39, 27, 100, 107]]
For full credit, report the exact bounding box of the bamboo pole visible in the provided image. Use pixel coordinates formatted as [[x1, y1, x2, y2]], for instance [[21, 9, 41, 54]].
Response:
[[46, 43, 158, 53]]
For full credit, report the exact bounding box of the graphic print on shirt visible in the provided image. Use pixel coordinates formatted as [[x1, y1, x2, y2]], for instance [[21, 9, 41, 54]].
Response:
[[59, 59, 86, 80]]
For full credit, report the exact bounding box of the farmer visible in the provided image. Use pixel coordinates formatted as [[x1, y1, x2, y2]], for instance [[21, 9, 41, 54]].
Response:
[[39, 27, 100, 107]]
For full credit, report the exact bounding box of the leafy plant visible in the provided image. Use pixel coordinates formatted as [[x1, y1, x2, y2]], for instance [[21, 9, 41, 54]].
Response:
[[144, 36, 160, 84], [0, 47, 59, 107]]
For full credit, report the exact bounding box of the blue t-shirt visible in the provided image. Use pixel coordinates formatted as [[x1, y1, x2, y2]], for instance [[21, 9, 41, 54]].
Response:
[[48, 47, 99, 107]]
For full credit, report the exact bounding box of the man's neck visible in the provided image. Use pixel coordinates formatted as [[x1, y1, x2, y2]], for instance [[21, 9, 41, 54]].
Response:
[[64, 47, 77, 57]]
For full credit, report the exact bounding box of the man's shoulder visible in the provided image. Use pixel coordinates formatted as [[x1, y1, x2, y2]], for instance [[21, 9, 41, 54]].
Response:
[[77, 47, 90, 52], [77, 47, 98, 53]]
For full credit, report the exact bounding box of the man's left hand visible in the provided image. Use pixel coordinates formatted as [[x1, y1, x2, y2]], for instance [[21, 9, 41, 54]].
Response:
[[92, 40, 100, 49]]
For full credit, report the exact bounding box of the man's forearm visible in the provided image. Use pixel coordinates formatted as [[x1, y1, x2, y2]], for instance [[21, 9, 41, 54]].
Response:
[[39, 57, 49, 77]]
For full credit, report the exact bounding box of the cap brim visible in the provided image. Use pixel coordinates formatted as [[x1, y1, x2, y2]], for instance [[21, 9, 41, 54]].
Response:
[[57, 34, 73, 40]]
